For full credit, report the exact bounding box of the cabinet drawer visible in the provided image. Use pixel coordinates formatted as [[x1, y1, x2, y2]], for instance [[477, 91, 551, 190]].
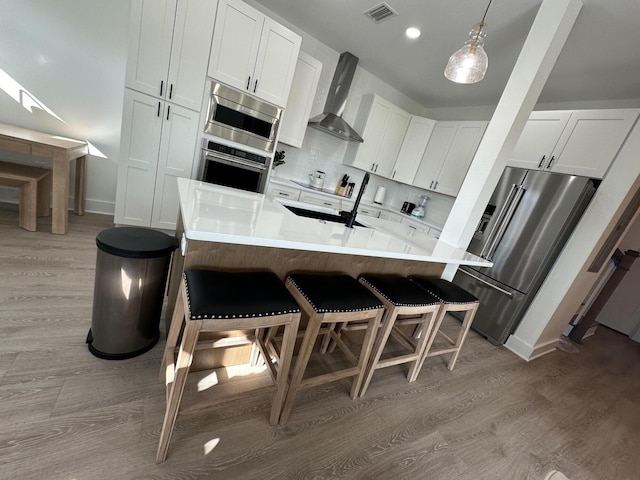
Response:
[[358, 206, 381, 218], [268, 185, 300, 201], [400, 216, 429, 233], [299, 192, 342, 210]]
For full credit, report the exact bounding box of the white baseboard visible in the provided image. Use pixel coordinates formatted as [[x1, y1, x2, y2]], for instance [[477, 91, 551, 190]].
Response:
[[0, 189, 114, 216], [504, 335, 559, 361]]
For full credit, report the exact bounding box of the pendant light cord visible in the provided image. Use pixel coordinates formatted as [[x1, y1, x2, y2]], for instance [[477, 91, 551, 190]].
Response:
[[481, 0, 493, 24]]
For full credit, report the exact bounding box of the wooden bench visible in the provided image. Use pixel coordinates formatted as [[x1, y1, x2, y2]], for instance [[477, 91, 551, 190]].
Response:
[[0, 161, 52, 231]]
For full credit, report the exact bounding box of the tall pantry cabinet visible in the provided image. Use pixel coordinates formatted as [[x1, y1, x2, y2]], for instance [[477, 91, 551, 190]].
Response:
[[115, 0, 217, 229]]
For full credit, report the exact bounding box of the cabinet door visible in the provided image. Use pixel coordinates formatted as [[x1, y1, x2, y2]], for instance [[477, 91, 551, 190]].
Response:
[[549, 109, 639, 178], [208, 0, 263, 92], [166, 0, 218, 110], [115, 90, 164, 226], [413, 122, 458, 190], [278, 51, 322, 147], [350, 96, 394, 172], [508, 111, 571, 169], [125, 0, 176, 98], [435, 121, 487, 196], [375, 107, 411, 178], [252, 17, 302, 108], [151, 103, 200, 229], [392, 115, 435, 184]]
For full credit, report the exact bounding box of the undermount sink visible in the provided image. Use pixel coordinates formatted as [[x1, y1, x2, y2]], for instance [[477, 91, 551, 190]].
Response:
[[283, 205, 368, 228]]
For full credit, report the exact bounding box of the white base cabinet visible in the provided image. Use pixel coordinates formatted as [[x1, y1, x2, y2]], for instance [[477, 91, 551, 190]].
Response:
[[508, 109, 640, 178], [413, 121, 487, 197], [115, 89, 200, 229], [208, 0, 301, 108], [125, 0, 218, 111]]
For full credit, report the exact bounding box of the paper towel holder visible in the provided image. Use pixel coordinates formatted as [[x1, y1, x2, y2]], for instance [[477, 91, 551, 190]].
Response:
[[373, 185, 386, 205]]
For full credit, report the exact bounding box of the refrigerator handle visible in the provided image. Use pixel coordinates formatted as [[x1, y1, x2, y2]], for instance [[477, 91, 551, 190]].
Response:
[[458, 269, 514, 298], [484, 186, 526, 261], [479, 183, 519, 258]]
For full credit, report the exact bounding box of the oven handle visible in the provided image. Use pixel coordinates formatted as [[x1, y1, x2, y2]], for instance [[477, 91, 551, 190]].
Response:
[[204, 151, 268, 171]]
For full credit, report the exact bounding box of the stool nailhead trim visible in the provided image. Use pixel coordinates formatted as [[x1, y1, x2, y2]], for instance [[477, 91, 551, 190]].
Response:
[[359, 277, 440, 307], [288, 276, 383, 313], [184, 273, 300, 320]]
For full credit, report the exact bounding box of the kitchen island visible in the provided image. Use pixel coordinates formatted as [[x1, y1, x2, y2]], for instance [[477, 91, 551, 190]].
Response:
[[166, 178, 490, 368]]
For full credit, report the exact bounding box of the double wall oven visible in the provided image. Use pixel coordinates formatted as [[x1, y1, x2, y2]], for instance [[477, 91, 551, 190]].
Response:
[[199, 81, 282, 193]]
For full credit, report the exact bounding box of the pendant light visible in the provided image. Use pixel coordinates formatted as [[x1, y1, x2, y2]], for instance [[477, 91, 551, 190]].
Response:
[[444, 0, 493, 84]]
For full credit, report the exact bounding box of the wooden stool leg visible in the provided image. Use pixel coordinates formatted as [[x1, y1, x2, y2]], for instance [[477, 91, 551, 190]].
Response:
[[447, 304, 478, 371], [413, 304, 447, 374], [270, 315, 299, 425], [359, 308, 397, 397], [351, 309, 384, 399], [156, 321, 200, 463], [159, 286, 187, 383], [37, 173, 51, 217], [279, 314, 323, 425], [19, 180, 37, 231], [407, 309, 438, 382]]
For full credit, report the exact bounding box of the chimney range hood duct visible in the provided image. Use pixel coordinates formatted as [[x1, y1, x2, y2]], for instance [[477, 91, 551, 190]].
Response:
[[307, 52, 364, 142]]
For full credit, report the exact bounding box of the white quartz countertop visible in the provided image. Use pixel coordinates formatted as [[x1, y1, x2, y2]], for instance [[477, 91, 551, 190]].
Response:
[[177, 178, 491, 267]]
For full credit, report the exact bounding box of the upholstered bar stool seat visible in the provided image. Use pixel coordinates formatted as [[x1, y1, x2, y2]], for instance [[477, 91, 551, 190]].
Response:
[[409, 277, 479, 371], [279, 273, 385, 424], [157, 270, 301, 463], [357, 275, 442, 396]]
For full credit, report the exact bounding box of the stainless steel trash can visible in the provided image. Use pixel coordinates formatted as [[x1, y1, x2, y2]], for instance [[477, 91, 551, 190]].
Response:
[[87, 227, 178, 359]]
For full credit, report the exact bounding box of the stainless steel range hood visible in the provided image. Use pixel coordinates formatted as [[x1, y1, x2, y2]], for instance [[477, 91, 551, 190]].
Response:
[[307, 52, 364, 142]]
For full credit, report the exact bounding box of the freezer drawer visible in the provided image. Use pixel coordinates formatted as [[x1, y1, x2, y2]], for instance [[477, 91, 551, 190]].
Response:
[[453, 268, 527, 345]]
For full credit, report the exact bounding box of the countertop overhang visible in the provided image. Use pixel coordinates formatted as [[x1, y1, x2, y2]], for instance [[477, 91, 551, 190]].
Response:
[[177, 178, 491, 267]]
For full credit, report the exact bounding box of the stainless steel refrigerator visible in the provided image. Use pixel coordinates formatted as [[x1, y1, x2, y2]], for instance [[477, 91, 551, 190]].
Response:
[[452, 166, 597, 345]]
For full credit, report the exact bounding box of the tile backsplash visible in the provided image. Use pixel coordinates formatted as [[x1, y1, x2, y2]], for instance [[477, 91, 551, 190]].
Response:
[[271, 128, 454, 228]]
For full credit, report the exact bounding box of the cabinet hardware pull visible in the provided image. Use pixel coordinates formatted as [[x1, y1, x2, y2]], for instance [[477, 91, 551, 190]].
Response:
[[246, 76, 251, 90], [374, 163, 378, 172], [371, 162, 375, 171], [392, 170, 396, 178], [160, 80, 164, 97], [429, 180, 433, 189], [324, 202, 331, 206], [547, 155, 555, 168], [434, 181, 438, 189], [166, 105, 170, 120], [538, 155, 546, 169], [169, 83, 173, 99], [253, 79, 258, 93], [157, 102, 161, 117]]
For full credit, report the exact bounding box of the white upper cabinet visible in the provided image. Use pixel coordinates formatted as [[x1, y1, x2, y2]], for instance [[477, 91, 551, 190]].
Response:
[[413, 121, 487, 197], [208, 0, 301, 108], [509, 109, 640, 178], [391, 115, 435, 185], [278, 51, 323, 148], [125, 0, 218, 111], [345, 94, 411, 178]]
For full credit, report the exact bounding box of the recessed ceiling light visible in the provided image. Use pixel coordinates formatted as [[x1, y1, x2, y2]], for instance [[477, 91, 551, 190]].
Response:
[[405, 27, 421, 39]]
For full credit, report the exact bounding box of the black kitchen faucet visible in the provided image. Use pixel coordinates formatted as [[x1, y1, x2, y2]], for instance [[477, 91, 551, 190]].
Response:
[[341, 172, 370, 228]]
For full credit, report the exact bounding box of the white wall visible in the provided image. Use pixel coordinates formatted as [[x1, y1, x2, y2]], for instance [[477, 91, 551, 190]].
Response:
[[0, 0, 130, 214]]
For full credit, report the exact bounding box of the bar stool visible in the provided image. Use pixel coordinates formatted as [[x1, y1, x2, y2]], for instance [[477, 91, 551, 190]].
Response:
[[157, 270, 301, 463], [409, 277, 479, 371], [357, 275, 442, 397], [279, 273, 385, 424]]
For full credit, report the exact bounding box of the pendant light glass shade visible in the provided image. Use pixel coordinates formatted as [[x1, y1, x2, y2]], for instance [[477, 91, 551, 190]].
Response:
[[444, 21, 488, 84]]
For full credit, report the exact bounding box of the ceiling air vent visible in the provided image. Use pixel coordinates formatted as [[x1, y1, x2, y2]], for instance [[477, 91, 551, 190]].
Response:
[[364, 2, 398, 23]]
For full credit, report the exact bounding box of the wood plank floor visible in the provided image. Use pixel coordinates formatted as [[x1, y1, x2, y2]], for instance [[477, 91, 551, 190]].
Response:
[[1, 203, 639, 480]]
